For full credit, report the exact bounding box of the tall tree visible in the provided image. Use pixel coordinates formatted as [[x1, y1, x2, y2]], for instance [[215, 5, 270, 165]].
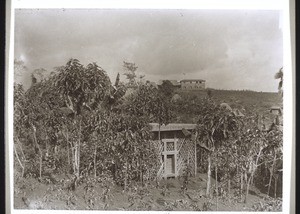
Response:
[[123, 61, 138, 87], [196, 99, 241, 196], [274, 67, 283, 97], [14, 59, 27, 84], [158, 80, 175, 98], [54, 59, 111, 182]]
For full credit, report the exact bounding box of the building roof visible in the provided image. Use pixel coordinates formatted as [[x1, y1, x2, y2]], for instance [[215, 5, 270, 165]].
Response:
[[149, 123, 197, 132], [180, 79, 206, 83], [270, 106, 282, 114]]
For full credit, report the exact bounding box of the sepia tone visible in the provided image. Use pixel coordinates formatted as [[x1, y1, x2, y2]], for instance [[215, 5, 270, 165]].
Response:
[[13, 9, 283, 211]]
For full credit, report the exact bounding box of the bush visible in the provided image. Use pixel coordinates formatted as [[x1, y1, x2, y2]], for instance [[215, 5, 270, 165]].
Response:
[[252, 196, 282, 211]]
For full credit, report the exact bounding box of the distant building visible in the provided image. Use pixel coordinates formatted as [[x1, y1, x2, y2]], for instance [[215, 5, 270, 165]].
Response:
[[270, 106, 282, 116], [180, 79, 206, 90], [270, 106, 283, 127], [157, 79, 206, 91]]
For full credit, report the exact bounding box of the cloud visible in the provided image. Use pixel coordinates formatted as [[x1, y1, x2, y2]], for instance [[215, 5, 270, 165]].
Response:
[[14, 9, 282, 91]]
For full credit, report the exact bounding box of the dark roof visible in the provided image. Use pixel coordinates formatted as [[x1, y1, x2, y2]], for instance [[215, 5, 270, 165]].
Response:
[[270, 106, 282, 114], [180, 79, 206, 83]]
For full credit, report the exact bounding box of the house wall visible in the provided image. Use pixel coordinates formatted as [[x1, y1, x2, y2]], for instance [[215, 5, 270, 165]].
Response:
[[180, 80, 205, 90], [152, 130, 196, 179], [271, 109, 281, 115]]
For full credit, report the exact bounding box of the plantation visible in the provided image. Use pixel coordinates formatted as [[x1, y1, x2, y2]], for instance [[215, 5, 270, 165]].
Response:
[[14, 59, 283, 211]]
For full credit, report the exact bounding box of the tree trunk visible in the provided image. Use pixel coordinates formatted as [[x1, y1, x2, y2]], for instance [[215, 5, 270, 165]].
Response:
[[14, 144, 25, 177], [124, 159, 128, 191], [267, 151, 277, 196], [206, 154, 211, 196], [274, 175, 278, 198], [94, 144, 97, 178], [17, 137, 26, 159], [215, 164, 218, 210], [194, 140, 197, 176], [66, 129, 70, 167], [245, 147, 262, 203], [75, 118, 82, 180], [16, 137, 26, 177], [74, 143, 78, 176], [245, 174, 251, 203], [240, 172, 244, 193], [71, 143, 75, 174], [76, 140, 80, 178], [45, 140, 48, 157], [228, 178, 231, 195], [32, 124, 42, 180]]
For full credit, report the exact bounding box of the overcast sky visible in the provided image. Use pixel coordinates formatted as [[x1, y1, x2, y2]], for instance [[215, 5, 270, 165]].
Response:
[[14, 9, 283, 91]]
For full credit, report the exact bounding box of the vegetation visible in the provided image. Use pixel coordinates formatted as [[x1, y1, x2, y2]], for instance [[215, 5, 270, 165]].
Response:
[[13, 59, 283, 211]]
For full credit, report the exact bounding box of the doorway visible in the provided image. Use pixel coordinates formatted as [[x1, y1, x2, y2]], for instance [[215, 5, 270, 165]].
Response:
[[165, 154, 175, 175]]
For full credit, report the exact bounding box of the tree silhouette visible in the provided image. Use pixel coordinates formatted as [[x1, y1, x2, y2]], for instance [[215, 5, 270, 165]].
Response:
[[274, 67, 283, 97]]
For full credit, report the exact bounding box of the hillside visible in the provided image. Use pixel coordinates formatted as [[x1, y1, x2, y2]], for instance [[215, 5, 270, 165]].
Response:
[[172, 89, 282, 124]]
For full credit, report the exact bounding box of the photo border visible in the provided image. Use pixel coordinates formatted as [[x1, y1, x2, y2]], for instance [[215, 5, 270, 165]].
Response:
[[6, 0, 294, 213]]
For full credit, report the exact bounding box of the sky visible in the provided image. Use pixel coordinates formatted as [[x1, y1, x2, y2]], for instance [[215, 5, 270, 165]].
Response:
[[14, 9, 283, 92]]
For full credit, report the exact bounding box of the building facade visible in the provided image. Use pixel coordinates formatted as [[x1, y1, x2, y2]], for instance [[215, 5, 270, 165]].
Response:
[[149, 123, 197, 179], [180, 79, 206, 90]]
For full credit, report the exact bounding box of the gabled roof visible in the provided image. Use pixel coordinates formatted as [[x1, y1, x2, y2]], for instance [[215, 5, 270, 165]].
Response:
[[149, 123, 196, 132], [270, 106, 282, 114], [180, 79, 206, 83]]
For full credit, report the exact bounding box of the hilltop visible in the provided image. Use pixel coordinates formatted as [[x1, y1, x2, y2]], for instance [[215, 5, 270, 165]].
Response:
[[170, 89, 282, 124]]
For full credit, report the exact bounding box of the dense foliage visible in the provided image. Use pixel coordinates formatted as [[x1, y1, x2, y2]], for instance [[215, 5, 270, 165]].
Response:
[[13, 59, 283, 210]]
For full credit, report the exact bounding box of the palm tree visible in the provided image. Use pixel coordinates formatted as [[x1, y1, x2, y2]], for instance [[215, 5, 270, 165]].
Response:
[[274, 67, 283, 97]]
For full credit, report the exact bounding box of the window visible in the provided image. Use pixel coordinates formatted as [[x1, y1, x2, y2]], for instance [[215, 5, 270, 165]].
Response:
[[166, 142, 175, 151]]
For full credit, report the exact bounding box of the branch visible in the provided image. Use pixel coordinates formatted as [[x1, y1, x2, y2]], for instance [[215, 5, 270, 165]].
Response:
[[256, 158, 282, 167], [198, 142, 214, 152], [65, 94, 75, 113]]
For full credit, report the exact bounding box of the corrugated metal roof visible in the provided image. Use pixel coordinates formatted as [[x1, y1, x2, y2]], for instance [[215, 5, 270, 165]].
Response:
[[149, 123, 196, 132]]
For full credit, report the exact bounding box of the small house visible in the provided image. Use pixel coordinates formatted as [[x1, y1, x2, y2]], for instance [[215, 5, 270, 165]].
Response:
[[149, 123, 197, 179], [270, 106, 282, 116]]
